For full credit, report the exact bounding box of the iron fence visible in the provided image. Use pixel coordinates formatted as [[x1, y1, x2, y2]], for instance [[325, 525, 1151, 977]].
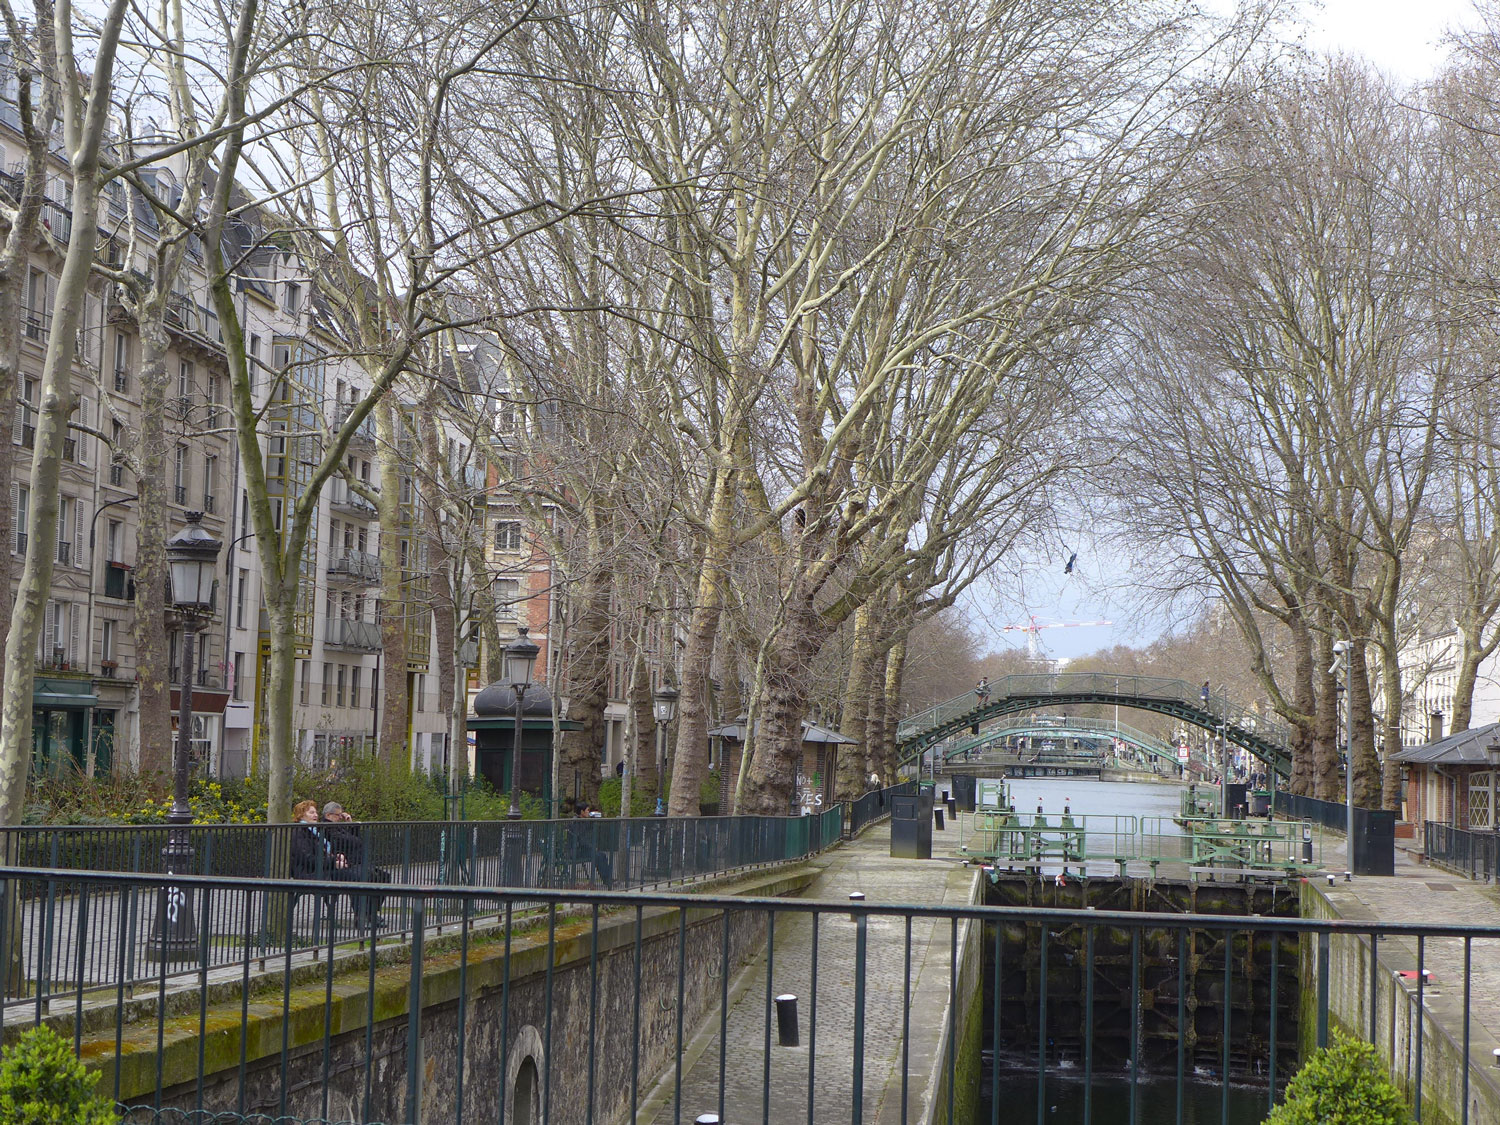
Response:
[[0, 811, 843, 893], [1425, 821, 1499, 883], [844, 781, 914, 838], [1272, 790, 1349, 832], [2, 866, 1495, 1125]]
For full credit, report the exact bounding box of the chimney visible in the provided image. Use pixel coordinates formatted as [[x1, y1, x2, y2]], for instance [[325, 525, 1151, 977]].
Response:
[[1428, 711, 1444, 744]]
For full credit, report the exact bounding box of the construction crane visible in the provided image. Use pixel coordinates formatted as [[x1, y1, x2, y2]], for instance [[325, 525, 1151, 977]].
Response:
[[1002, 615, 1113, 661]]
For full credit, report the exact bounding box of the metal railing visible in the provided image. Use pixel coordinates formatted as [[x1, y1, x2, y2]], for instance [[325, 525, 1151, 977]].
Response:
[[845, 781, 914, 837], [1273, 790, 1348, 832], [3, 866, 1492, 1125], [898, 673, 1291, 766], [1425, 821, 1499, 882]]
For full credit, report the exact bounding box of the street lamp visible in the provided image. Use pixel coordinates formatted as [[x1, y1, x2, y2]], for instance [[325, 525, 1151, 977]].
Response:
[[504, 626, 539, 820], [152, 511, 221, 960], [653, 684, 679, 816]]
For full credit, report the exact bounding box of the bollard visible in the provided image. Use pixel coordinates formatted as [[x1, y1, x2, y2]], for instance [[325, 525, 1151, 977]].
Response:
[[1302, 823, 1313, 865], [934, 808, 945, 831], [849, 890, 865, 922], [946, 796, 957, 820], [1492, 1048, 1500, 1069], [697, 1115, 723, 1124], [775, 994, 799, 1047]]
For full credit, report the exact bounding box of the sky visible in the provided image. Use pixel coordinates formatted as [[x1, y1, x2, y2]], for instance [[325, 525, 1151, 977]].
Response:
[[971, 0, 1484, 663]]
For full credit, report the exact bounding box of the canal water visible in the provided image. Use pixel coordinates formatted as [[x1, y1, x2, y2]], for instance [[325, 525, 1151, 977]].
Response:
[[969, 776, 1277, 1123]]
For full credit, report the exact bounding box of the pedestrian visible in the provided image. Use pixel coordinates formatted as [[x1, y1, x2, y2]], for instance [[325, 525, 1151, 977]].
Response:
[[1200, 681, 1210, 710], [976, 677, 990, 706], [323, 801, 388, 929]]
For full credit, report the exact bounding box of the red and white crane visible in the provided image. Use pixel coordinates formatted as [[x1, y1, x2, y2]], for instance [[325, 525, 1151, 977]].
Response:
[[1002, 615, 1113, 660]]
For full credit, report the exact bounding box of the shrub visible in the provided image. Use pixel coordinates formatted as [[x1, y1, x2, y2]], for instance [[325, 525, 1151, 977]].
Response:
[[0, 1025, 116, 1124], [1265, 1035, 1412, 1125]]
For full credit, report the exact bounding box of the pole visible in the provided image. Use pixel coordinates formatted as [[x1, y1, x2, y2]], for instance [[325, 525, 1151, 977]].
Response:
[[654, 720, 666, 816], [509, 683, 527, 818], [152, 618, 200, 959]]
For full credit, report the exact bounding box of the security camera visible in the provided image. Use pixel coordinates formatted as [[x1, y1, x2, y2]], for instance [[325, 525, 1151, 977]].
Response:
[[1332, 640, 1350, 654]]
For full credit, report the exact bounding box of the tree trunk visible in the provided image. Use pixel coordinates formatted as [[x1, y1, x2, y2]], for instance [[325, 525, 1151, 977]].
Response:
[[558, 527, 611, 806], [418, 410, 456, 782], [0, 84, 112, 823], [836, 602, 877, 801], [667, 475, 735, 816], [133, 319, 173, 778], [877, 634, 907, 783], [1349, 645, 1382, 808], [376, 397, 409, 766]]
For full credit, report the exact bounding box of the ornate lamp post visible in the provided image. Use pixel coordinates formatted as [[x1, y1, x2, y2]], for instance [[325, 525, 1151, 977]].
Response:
[[151, 511, 221, 960], [1330, 640, 1352, 845], [504, 626, 539, 819], [653, 684, 678, 816]]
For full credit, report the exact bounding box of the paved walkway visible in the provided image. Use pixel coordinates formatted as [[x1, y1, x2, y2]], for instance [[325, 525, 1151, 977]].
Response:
[[1313, 833, 1500, 1099], [640, 823, 980, 1125]]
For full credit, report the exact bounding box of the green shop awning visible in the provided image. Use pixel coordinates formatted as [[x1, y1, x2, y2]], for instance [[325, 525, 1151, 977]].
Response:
[[33, 678, 99, 708]]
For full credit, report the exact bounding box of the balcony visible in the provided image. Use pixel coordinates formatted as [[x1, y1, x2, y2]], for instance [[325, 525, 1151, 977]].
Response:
[[23, 309, 49, 342], [174, 485, 187, 505], [203, 494, 216, 514], [19, 422, 34, 449], [56, 541, 71, 566], [326, 619, 381, 652], [330, 485, 377, 518], [113, 367, 129, 393], [104, 561, 132, 600], [14, 532, 27, 555], [334, 404, 375, 446], [327, 549, 380, 584], [61, 437, 76, 463]]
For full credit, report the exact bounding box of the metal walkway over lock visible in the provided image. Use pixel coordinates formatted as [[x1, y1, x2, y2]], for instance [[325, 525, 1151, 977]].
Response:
[[896, 672, 1292, 780]]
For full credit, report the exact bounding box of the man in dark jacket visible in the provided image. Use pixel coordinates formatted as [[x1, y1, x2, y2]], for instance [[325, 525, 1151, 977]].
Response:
[[323, 802, 388, 929]]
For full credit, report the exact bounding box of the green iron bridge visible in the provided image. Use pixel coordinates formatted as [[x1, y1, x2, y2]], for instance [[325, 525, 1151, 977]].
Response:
[[896, 672, 1292, 780], [927, 714, 1210, 773]]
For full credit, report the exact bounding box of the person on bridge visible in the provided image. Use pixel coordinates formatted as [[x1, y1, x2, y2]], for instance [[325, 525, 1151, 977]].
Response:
[[1201, 681, 1211, 710], [976, 677, 990, 707]]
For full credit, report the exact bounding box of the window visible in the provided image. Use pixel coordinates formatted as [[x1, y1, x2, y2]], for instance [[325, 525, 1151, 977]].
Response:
[[203, 454, 217, 512], [207, 374, 221, 424], [109, 420, 125, 486], [248, 334, 261, 392], [232, 652, 245, 701], [350, 666, 362, 709], [174, 446, 187, 505], [283, 281, 301, 313], [321, 662, 331, 705], [101, 619, 115, 664], [336, 665, 346, 707], [235, 569, 248, 629], [240, 490, 250, 537], [178, 360, 194, 401], [106, 519, 121, 562], [16, 377, 37, 448], [25, 268, 46, 338], [112, 333, 129, 392], [493, 577, 519, 619], [415, 673, 425, 712], [493, 519, 521, 552], [55, 496, 71, 566]]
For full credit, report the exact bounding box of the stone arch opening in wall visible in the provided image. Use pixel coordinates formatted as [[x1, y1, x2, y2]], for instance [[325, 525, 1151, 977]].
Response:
[[503, 1023, 546, 1125]]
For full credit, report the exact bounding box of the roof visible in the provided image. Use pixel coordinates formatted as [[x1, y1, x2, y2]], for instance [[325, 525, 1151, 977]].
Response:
[[1389, 721, 1500, 766], [706, 718, 858, 745]]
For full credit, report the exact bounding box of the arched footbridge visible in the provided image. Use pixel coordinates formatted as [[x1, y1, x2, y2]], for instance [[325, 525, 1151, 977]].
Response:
[[928, 715, 1210, 773], [896, 672, 1291, 780]]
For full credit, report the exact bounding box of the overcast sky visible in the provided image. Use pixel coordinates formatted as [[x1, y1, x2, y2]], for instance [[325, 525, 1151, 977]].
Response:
[[974, 0, 1485, 663]]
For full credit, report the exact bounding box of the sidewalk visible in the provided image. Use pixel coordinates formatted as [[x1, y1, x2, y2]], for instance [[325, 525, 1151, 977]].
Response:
[[640, 822, 980, 1125], [1314, 832, 1500, 1093]]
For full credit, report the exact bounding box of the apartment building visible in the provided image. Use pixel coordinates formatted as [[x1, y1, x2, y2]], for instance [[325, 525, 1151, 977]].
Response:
[[3, 147, 480, 782]]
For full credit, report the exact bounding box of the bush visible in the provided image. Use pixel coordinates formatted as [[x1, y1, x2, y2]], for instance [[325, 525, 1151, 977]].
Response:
[[0, 1025, 116, 1124], [1265, 1035, 1412, 1125]]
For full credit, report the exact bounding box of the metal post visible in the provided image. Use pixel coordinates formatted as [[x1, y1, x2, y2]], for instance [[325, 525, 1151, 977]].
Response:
[[508, 684, 526, 819], [153, 618, 200, 958], [1344, 661, 1353, 853]]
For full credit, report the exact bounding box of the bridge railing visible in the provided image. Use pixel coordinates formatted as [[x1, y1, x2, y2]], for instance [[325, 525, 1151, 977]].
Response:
[[845, 780, 915, 838], [13, 864, 1494, 1124], [898, 672, 1291, 763]]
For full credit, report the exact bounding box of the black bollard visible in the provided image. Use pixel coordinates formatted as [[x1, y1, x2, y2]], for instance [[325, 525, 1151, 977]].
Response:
[[934, 808, 945, 831], [776, 994, 799, 1047]]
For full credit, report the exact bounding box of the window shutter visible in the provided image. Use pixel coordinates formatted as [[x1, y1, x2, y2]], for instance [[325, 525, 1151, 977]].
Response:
[[8, 481, 16, 551], [76, 396, 90, 464], [74, 501, 85, 569], [69, 602, 80, 665], [42, 600, 56, 659], [54, 502, 65, 564]]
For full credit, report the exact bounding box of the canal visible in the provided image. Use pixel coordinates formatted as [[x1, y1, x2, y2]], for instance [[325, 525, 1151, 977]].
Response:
[[969, 777, 1288, 1124]]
